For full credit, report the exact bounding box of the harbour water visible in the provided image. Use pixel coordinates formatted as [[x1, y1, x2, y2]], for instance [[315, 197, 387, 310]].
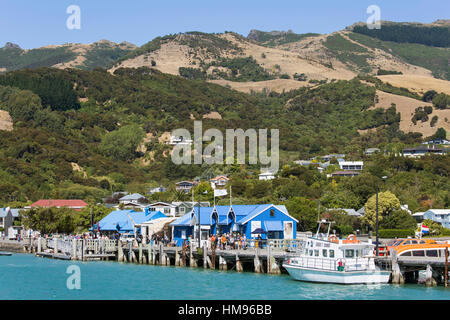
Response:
[[2, 254, 450, 300]]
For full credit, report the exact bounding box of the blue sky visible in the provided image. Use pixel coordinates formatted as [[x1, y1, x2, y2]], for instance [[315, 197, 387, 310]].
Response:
[[1, 0, 448, 49]]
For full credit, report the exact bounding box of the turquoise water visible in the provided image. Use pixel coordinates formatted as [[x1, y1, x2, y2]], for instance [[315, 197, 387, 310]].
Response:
[[1, 254, 450, 300]]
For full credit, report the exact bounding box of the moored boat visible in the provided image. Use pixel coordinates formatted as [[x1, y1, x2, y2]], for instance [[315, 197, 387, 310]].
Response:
[[283, 220, 391, 284]]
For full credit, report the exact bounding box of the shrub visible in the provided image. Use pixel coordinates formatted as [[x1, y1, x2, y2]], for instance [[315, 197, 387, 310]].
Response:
[[379, 229, 415, 238]]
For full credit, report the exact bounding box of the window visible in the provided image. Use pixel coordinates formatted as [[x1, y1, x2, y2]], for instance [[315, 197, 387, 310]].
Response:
[[323, 249, 328, 257], [180, 207, 185, 213], [345, 250, 355, 258], [412, 250, 425, 257], [329, 250, 335, 258], [309, 250, 313, 256], [426, 250, 438, 257], [404, 240, 412, 245], [400, 251, 411, 256], [270, 209, 275, 217], [164, 208, 170, 214], [314, 250, 319, 257], [411, 240, 418, 244], [419, 240, 426, 244]]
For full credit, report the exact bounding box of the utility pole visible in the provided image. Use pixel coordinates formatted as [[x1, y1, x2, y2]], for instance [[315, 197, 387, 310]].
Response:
[[375, 185, 379, 257]]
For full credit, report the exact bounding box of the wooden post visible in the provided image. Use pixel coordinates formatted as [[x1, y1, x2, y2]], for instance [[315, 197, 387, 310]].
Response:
[[175, 246, 180, 266], [152, 242, 157, 265], [236, 253, 243, 272], [254, 249, 262, 273], [391, 249, 404, 284], [267, 243, 271, 273], [445, 247, 448, 288], [211, 244, 216, 269], [189, 242, 197, 268], [203, 243, 208, 269], [159, 243, 164, 265], [269, 256, 281, 275], [181, 243, 186, 267], [81, 239, 85, 261], [117, 240, 124, 262], [147, 242, 152, 265], [219, 256, 227, 271], [138, 243, 143, 264], [426, 264, 437, 287], [37, 237, 42, 254], [54, 238, 58, 254]]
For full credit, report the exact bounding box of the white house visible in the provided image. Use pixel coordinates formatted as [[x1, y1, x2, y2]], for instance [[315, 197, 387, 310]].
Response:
[[259, 170, 276, 180], [169, 135, 193, 145], [338, 161, 364, 171], [147, 202, 177, 217]]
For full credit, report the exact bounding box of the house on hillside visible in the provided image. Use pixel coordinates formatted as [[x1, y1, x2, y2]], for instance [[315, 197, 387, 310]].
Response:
[[403, 146, 444, 158], [175, 181, 195, 193], [328, 208, 362, 217], [170, 204, 298, 246], [365, 148, 381, 156], [258, 170, 276, 180], [27, 199, 88, 211], [417, 209, 450, 229], [210, 175, 230, 188], [168, 135, 193, 145], [147, 186, 167, 195], [330, 170, 360, 178], [338, 161, 364, 171]]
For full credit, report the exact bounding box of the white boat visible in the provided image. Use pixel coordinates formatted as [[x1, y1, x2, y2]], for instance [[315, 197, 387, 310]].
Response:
[[283, 220, 391, 284]]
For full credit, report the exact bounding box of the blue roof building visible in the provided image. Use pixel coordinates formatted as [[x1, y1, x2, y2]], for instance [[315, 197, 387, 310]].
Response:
[[170, 204, 298, 246], [93, 208, 167, 234]]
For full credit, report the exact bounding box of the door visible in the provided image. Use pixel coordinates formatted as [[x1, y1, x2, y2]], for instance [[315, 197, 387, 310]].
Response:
[[284, 221, 293, 239]]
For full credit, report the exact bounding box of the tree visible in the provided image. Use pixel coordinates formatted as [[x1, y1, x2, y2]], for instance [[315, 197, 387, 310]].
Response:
[[285, 197, 318, 232], [380, 209, 417, 229], [430, 127, 447, 140], [362, 191, 400, 228], [20, 207, 77, 235], [99, 124, 145, 161]]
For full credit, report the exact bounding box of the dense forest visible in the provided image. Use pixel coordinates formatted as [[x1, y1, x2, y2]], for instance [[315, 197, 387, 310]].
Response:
[[353, 24, 450, 47]]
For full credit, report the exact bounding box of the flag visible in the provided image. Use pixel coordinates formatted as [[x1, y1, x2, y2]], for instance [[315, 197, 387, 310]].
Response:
[[421, 224, 429, 234], [214, 189, 228, 197]]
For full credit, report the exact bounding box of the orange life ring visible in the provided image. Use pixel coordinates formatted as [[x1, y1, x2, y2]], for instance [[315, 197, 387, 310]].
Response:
[[329, 235, 338, 243], [347, 234, 356, 241]]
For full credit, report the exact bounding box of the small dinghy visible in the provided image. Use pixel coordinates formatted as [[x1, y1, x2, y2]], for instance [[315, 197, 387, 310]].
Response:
[[0, 252, 13, 256]]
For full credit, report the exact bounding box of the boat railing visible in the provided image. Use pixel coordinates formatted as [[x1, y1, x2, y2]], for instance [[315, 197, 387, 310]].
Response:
[[293, 256, 371, 272]]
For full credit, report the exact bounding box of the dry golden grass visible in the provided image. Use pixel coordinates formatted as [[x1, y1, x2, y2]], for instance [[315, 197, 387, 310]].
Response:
[[374, 90, 450, 137], [0, 110, 13, 131], [377, 75, 450, 95]]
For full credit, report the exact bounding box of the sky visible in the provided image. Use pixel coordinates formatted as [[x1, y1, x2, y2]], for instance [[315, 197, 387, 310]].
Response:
[[1, 0, 449, 49]]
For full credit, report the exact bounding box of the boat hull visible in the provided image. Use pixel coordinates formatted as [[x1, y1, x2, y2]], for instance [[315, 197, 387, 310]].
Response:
[[283, 264, 391, 285]]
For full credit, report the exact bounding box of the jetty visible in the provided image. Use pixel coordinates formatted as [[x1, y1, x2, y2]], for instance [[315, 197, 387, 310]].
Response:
[[11, 237, 450, 285]]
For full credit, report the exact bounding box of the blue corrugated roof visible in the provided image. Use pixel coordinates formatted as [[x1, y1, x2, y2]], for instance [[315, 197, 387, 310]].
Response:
[[95, 209, 165, 233], [170, 212, 194, 226]]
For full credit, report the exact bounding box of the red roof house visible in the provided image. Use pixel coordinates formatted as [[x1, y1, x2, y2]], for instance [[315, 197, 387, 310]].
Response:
[[29, 199, 88, 211]]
